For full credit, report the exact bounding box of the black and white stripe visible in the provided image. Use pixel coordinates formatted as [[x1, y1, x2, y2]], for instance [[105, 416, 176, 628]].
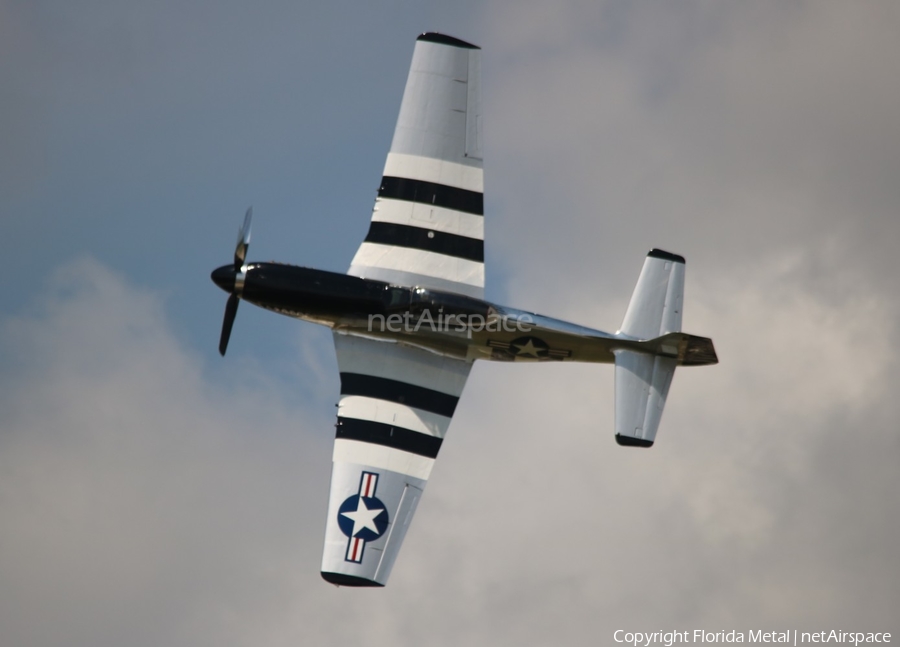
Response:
[[363, 222, 483, 263], [335, 370, 460, 461], [336, 417, 443, 459], [378, 176, 483, 216], [340, 372, 460, 417], [349, 152, 485, 298]]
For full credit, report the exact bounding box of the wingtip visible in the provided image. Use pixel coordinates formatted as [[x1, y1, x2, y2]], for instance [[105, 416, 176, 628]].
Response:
[[321, 572, 385, 588], [615, 435, 654, 448], [417, 32, 480, 50], [648, 249, 685, 264]]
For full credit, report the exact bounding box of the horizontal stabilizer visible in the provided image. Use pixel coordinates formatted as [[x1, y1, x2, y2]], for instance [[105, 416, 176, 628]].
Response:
[[614, 350, 676, 447], [619, 249, 685, 340], [614, 249, 704, 447]]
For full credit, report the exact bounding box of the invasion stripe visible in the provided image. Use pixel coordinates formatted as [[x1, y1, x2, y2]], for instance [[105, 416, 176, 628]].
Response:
[[336, 417, 443, 459], [332, 439, 435, 481], [370, 198, 484, 239], [379, 176, 483, 216], [364, 222, 484, 263], [340, 373, 459, 418], [338, 395, 449, 437]]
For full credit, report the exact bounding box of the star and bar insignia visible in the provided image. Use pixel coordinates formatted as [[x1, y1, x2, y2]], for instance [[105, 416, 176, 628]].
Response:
[[337, 471, 389, 563], [487, 336, 571, 361]]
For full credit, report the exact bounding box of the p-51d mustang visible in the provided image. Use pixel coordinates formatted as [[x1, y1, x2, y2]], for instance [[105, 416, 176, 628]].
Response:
[[211, 33, 717, 587]]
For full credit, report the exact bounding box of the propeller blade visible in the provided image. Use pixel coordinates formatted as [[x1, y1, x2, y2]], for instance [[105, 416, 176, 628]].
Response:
[[217, 208, 252, 356], [219, 293, 240, 356], [234, 207, 252, 269]]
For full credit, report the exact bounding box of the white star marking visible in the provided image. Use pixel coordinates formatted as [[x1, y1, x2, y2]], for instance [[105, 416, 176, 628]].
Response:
[[341, 497, 385, 537], [512, 339, 543, 357]]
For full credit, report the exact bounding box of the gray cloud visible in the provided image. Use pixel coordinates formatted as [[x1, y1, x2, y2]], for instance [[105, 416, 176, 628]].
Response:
[[485, 0, 900, 309], [477, 0, 900, 638], [1, 255, 897, 644], [0, 259, 333, 647]]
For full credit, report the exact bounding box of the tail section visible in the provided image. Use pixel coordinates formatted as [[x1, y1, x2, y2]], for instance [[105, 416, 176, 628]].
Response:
[[614, 250, 715, 448]]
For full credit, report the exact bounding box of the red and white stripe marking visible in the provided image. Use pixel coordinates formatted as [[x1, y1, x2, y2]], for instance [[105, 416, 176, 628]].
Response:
[[347, 536, 364, 562], [360, 472, 378, 498], [344, 471, 380, 563]]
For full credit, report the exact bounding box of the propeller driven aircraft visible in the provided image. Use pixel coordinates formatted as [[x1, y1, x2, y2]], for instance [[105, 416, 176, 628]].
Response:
[[211, 33, 718, 587]]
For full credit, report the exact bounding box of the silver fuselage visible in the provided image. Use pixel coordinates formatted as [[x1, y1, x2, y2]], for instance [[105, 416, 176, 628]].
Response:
[[211, 261, 679, 364]]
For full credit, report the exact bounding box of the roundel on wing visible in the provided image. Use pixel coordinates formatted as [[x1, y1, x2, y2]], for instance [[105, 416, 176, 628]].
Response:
[[337, 494, 389, 541]]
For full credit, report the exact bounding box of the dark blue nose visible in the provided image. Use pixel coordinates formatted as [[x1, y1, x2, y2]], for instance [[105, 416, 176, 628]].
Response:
[[211, 265, 236, 293]]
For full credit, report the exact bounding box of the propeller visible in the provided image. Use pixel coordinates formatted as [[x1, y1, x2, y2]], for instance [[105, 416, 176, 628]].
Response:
[[212, 207, 252, 356]]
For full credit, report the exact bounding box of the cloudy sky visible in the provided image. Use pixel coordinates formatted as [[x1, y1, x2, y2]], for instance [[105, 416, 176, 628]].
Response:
[[2, 1, 899, 645]]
